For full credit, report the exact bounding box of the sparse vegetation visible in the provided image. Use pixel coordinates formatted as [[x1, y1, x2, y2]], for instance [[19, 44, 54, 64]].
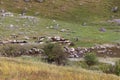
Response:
[[0, 57, 119, 80], [102, 60, 120, 76]]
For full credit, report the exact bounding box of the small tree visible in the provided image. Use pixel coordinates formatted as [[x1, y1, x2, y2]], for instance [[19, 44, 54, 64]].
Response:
[[43, 43, 68, 65], [84, 53, 98, 66]]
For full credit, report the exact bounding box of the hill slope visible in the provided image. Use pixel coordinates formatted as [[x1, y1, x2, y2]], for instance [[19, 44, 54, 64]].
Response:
[[0, 0, 120, 22], [0, 57, 120, 80]]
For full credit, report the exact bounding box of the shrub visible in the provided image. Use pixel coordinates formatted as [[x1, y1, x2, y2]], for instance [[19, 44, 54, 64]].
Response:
[[0, 44, 33, 57], [84, 53, 98, 66], [43, 43, 68, 65]]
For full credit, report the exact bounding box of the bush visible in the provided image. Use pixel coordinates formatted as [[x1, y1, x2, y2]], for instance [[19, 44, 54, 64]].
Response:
[[0, 44, 33, 57], [43, 43, 68, 65], [84, 53, 98, 66]]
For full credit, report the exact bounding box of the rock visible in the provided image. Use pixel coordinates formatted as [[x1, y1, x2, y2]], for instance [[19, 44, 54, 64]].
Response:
[[61, 6, 66, 12], [79, 3, 83, 6], [54, 24, 59, 30], [14, 0, 19, 2], [60, 29, 66, 32], [24, 0, 31, 2], [21, 7, 28, 15], [99, 28, 106, 32], [8, 24, 18, 30], [82, 22, 87, 26], [74, 37, 79, 41], [49, 26, 53, 29], [0, 9, 5, 13], [9, 40, 21, 44], [36, 0, 44, 3], [70, 47, 75, 52], [53, 36, 61, 41], [38, 36, 45, 41], [46, 27, 49, 29], [24, 36, 30, 40], [9, 24, 14, 28], [32, 36, 38, 39], [0, 1, 4, 4], [10, 34, 18, 38], [1, 12, 14, 17], [34, 12, 40, 16], [112, 19, 120, 25], [53, 20, 56, 23], [111, 6, 119, 13]]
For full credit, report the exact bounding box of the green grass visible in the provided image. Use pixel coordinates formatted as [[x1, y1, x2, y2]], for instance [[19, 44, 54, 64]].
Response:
[[0, 14, 120, 47], [0, 0, 120, 47], [0, 0, 120, 23]]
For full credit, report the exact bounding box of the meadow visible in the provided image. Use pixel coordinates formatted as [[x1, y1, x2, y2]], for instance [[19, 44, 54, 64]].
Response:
[[0, 15, 120, 47], [0, 0, 120, 80]]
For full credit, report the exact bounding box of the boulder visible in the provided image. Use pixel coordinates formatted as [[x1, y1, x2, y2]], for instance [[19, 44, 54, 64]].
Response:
[[111, 6, 119, 13], [99, 28, 106, 32]]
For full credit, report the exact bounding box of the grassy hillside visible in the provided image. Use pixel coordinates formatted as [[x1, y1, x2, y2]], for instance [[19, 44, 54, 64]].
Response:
[[0, 57, 119, 80], [0, 0, 120, 23], [0, 1, 120, 80], [0, 14, 120, 47], [0, 0, 120, 47]]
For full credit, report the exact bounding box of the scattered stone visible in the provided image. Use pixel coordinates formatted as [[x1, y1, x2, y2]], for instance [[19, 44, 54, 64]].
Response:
[[1, 12, 14, 17]]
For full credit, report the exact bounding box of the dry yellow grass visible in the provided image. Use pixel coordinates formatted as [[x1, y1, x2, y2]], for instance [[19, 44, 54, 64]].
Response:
[[0, 57, 119, 80]]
